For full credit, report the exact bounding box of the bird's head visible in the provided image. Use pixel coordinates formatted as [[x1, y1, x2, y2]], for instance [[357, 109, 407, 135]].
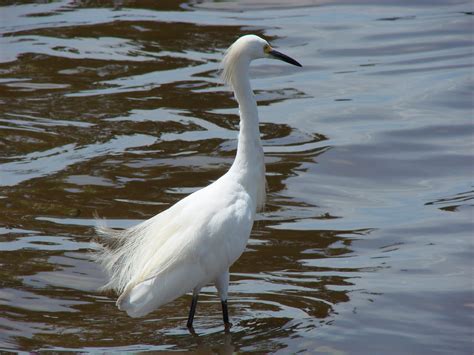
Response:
[[221, 34, 302, 86]]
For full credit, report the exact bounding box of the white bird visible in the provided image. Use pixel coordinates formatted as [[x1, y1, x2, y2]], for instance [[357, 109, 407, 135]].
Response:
[[93, 34, 302, 331]]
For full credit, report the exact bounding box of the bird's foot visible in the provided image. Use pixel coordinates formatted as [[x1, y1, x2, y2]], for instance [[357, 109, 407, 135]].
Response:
[[187, 324, 198, 337], [224, 322, 233, 332]]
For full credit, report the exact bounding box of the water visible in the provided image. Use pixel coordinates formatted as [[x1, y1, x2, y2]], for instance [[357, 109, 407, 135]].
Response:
[[0, 0, 473, 353]]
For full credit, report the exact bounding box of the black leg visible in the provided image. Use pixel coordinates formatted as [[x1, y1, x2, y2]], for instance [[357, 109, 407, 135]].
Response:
[[187, 294, 199, 329], [221, 300, 232, 331]]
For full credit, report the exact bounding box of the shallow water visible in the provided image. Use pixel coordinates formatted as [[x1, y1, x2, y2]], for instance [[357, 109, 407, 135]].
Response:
[[0, 0, 473, 353]]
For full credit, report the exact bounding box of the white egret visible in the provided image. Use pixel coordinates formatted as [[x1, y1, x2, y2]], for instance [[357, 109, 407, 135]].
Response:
[[93, 34, 302, 331]]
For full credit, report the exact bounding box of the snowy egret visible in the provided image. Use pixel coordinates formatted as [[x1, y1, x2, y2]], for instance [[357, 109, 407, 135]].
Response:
[[93, 34, 302, 331]]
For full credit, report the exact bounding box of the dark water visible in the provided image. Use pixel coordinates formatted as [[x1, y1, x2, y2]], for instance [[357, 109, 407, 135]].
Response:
[[1, 0, 473, 353]]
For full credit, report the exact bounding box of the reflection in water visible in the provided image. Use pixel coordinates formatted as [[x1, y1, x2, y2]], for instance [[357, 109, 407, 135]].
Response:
[[0, 0, 473, 353]]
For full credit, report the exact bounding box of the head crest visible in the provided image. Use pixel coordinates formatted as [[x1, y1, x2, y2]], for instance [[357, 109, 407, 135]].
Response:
[[220, 41, 239, 87], [220, 35, 269, 87]]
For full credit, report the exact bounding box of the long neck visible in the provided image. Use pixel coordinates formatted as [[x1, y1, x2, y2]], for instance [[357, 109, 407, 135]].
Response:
[[228, 60, 266, 211], [230, 60, 262, 171]]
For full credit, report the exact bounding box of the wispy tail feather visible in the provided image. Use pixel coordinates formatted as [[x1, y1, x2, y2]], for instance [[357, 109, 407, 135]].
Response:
[[91, 209, 180, 295], [91, 213, 137, 293]]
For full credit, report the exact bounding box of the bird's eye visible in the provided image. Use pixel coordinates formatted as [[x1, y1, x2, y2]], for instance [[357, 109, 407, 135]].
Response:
[[264, 44, 272, 53]]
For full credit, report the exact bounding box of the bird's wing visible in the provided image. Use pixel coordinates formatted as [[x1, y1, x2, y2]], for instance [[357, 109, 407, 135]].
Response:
[[93, 189, 201, 294], [115, 184, 254, 317]]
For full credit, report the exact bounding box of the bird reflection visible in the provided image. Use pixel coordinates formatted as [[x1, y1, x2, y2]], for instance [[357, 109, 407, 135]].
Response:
[[186, 326, 234, 355]]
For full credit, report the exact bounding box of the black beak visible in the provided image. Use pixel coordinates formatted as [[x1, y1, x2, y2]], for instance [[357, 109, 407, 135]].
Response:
[[269, 49, 302, 67]]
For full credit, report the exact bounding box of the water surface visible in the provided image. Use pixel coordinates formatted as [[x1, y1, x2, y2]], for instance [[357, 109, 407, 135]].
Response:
[[0, 0, 473, 353]]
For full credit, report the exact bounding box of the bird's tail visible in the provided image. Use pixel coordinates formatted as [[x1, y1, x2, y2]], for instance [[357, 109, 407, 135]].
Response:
[[91, 213, 142, 293], [115, 261, 202, 318]]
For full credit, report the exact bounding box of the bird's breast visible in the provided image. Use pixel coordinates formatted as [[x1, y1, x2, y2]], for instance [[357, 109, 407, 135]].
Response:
[[195, 187, 254, 276]]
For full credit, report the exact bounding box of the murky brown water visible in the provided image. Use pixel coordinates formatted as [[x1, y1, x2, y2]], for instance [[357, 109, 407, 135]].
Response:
[[1, 0, 473, 353]]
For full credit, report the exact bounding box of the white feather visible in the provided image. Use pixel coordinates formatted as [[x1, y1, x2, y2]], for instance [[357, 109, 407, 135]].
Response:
[[93, 174, 255, 316]]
